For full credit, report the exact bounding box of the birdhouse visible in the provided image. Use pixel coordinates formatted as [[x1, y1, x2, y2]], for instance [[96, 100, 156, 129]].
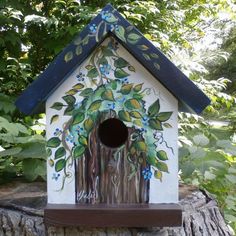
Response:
[[16, 4, 210, 228]]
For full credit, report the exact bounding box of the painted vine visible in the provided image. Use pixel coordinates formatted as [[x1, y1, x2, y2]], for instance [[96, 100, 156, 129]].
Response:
[[47, 38, 173, 190]]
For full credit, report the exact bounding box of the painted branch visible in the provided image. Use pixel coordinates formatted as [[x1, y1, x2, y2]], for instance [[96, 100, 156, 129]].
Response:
[[0, 182, 233, 236]]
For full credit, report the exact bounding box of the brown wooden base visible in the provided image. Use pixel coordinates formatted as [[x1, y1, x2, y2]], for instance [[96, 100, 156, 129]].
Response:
[[44, 203, 182, 227]]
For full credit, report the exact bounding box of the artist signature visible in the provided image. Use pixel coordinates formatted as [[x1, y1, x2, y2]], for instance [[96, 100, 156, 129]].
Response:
[[77, 190, 95, 201]]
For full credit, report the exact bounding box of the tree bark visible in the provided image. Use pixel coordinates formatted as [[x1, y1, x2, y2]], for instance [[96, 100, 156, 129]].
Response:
[[0, 182, 233, 236]]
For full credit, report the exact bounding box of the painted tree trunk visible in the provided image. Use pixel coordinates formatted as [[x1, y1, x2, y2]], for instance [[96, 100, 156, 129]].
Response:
[[0, 182, 233, 236], [76, 110, 149, 204]]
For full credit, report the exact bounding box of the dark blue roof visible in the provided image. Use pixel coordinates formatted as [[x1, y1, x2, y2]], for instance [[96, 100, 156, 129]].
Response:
[[15, 4, 210, 115]]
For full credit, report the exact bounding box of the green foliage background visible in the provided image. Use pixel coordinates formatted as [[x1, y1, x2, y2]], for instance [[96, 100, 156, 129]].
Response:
[[0, 0, 235, 232]]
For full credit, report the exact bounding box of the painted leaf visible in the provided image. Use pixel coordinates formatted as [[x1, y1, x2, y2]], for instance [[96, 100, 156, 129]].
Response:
[[101, 89, 114, 101], [50, 115, 59, 124], [105, 14, 118, 23], [120, 83, 133, 94], [82, 35, 89, 45], [130, 146, 136, 155], [149, 119, 163, 130], [128, 65, 135, 72], [65, 89, 77, 95], [148, 99, 160, 117], [50, 102, 64, 110], [125, 99, 141, 110], [150, 53, 159, 59], [156, 150, 168, 161], [114, 58, 129, 68], [80, 88, 93, 97], [73, 83, 84, 90], [76, 45, 82, 56], [46, 148, 52, 157], [154, 63, 160, 70], [85, 65, 93, 70], [64, 105, 74, 116], [54, 147, 66, 159], [55, 159, 66, 172], [134, 119, 142, 126], [127, 33, 141, 44], [154, 170, 162, 181], [87, 68, 98, 78], [114, 68, 129, 78], [111, 80, 117, 90], [138, 44, 149, 51], [126, 25, 134, 32], [98, 56, 108, 65], [72, 112, 85, 125], [103, 48, 114, 56], [133, 83, 143, 92], [163, 123, 172, 128], [115, 25, 126, 42], [62, 95, 76, 105], [130, 111, 142, 119], [118, 110, 131, 122], [49, 159, 54, 167], [47, 137, 61, 148], [73, 145, 85, 159], [78, 135, 88, 146], [84, 118, 94, 133], [143, 53, 151, 60], [156, 112, 173, 122], [64, 51, 73, 62], [135, 141, 147, 152], [155, 161, 169, 173], [133, 93, 143, 100], [88, 100, 102, 112]]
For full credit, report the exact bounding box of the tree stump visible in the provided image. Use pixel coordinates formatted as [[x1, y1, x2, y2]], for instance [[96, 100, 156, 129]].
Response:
[[0, 181, 233, 236]]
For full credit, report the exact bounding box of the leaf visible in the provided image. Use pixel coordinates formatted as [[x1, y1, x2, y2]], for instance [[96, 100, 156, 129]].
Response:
[[55, 159, 66, 172], [87, 68, 98, 78], [65, 89, 77, 95], [134, 119, 142, 126], [143, 53, 151, 60], [78, 135, 88, 146], [154, 63, 160, 70], [127, 33, 141, 44], [114, 68, 129, 78], [50, 115, 59, 124], [73, 36, 81, 45], [64, 105, 74, 116], [138, 45, 149, 51], [62, 95, 76, 105], [135, 141, 147, 152], [111, 80, 117, 90], [47, 137, 61, 148], [85, 65, 93, 70], [84, 118, 94, 133], [118, 110, 131, 122], [156, 150, 168, 161], [149, 119, 163, 130], [80, 88, 93, 97], [128, 65, 135, 72], [101, 89, 115, 101], [72, 112, 85, 125], [82, 35, 89, 45], [148, 99, 160, 117], [46, 148, 52, 157], [115, 25, 126, 42], [88, 100, 102, 112], [50, 102, 64, 110], [130, 111, 142, 119], [76, 45, 82, 55], [104, 13, 118, 23], [163, 123, 172, 128], [133, 83, 143, 92], [124, 99, 141, 110], [150, 53, 159, 59], [154, 170, 162, 181], [64, 51, 73, 62], [114, 58, 129, 68], [155, 161, 168, 173], [103, 48, 114, 56], [49, 159, 54, 167], [156, 112, 173, 122], [120, 83, 133, 94], [73, 146, 85, 159], [54, 147, 66, 159]]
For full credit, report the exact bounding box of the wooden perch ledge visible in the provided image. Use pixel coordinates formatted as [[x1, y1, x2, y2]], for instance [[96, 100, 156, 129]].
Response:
[[0, 182, 233, 236]]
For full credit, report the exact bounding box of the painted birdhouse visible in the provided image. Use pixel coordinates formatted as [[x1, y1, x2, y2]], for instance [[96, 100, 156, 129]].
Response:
[[16, 4, 210, 228]]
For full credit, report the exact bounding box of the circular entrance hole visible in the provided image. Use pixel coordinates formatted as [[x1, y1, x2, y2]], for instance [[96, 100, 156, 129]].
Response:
[[98, 118, 128, 148]]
